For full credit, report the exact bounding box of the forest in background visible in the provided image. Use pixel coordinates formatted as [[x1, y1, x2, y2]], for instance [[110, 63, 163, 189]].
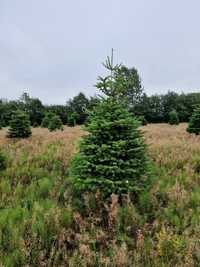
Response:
[[1, 90, 200, 127], [0, 65, 199, 128]]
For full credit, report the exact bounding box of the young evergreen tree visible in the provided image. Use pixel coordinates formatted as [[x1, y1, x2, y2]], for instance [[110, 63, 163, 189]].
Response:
[[169, 110, 179, 125], [41, 112, 54, 128], [67, 113, 77, 127], [70, 54, 150, 196], [187, 106, 200, 135], [48, 115, 63, 132], [41, 116, 49, 128], [7, 110, 32, 138]]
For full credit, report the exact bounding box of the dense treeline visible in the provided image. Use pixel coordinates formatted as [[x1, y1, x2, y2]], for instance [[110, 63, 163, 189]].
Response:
[[135, 91, 200, 123], [0, 64, 200, 127], [1, 90, 200, 127], [0, 92, 97, 127]]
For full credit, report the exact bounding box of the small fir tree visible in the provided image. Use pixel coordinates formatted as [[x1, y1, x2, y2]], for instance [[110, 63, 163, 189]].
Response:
[[67, 113, 77, 127], [169, 110, 179, 125], [41, 116, 49, 128], [70, 54, 150, 196], [41, 112, 54, 128], [187, 106, 200, 135], [7, 110, 32, 138], [48, 115, 63, 132]]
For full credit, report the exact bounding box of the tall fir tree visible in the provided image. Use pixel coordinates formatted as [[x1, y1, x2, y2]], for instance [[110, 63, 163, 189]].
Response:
[[7, 110, 32, 138], [187, 106, 200, 135], [70, 53, 150, 196]]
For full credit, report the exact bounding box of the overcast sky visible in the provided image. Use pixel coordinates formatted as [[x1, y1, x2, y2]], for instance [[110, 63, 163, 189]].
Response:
[[0, 0, 200, 104]]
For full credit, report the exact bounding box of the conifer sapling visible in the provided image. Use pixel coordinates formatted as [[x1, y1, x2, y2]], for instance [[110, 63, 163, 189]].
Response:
[[67, 113, 77, 127], [169, 110, 179, 125], [48, 115, 63, 132], [187, 106, 200, 135], [41, 112, 54, 128], [70, 54, 150, 196], [7, 110, 32, 138]]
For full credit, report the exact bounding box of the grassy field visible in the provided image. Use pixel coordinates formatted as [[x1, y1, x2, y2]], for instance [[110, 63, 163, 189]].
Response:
[[0, 124, 200, 266]]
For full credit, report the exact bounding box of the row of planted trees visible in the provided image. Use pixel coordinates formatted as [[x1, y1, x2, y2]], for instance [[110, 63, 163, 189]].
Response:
[[0, 94, 88, 138], [3, 103, 200, 140], [0, 92, 93, 127], [0, 110, 65, 139]]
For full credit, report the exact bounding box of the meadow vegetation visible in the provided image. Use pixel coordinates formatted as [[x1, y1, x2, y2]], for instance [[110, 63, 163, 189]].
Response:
[[0, 124, 200, 266]]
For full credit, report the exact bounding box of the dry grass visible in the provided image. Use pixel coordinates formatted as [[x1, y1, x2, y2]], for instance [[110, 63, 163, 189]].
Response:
[[0, 126, 85, 149], [143, 123, 200, 175], [0, 126, 85, 174], [1, 123, 198, 157], [144, 123, 199, 148]]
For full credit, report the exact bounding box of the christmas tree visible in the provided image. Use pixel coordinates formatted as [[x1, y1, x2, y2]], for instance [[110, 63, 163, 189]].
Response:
[[48, 115, 63, 132], [169, 110, 179, 125], [187, 106, 200, 135], [7, 110, 32, 138], [41, 112, 54, 128], [70, 54, 150, 196], [67, 113, 77, 127]]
